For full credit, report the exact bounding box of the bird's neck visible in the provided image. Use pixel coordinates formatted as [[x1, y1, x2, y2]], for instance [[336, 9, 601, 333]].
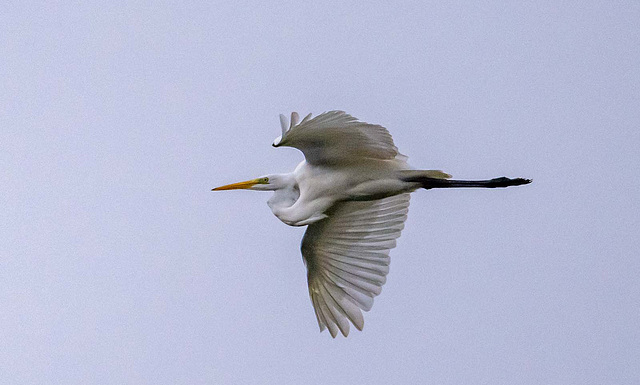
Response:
[[266, 173, 299, 211]]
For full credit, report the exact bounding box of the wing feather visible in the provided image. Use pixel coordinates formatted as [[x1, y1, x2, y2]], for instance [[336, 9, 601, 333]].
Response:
[[274, 111, 399, 165], [321, 270, 376, 309], [317, 281, 351, 336], [301, 193, 410, 337], [322, 281, 365, 331], [312, 289, 339, 337]]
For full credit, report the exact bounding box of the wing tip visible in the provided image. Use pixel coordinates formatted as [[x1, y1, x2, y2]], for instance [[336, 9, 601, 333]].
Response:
[[279, 114, 288, 135]]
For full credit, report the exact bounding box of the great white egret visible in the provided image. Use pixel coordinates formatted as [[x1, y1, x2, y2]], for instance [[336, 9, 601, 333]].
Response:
[[213, 111, 530, 338]]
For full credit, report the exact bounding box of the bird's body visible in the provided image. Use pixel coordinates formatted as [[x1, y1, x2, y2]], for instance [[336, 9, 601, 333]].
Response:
[[213, 111, 530, 337], [269, 156, 413, 226]]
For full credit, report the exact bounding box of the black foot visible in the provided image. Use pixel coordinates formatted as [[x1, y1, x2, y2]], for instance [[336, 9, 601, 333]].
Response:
[[490, 177, 532, 187]]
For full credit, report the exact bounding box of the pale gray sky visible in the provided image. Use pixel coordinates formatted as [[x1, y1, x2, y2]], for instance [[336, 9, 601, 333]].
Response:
[[1, 1, 639, 384]]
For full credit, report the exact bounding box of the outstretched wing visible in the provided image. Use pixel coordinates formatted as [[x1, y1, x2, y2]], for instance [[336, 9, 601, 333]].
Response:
[[274, 111, 399, 165], [301, 193, 410, 337]]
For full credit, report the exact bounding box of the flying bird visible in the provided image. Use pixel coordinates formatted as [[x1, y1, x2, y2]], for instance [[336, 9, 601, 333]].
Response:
[[213, 111, 530, 338]]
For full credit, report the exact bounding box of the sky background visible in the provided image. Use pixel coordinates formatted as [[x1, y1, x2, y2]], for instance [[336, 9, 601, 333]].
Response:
[[1, 1, 639, 384]]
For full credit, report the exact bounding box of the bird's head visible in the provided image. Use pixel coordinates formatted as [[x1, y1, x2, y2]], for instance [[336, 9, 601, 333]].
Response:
[[212, 175, 280, 192]]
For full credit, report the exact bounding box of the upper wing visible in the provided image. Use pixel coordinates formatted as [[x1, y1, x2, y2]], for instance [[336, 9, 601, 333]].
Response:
[[274, 111, 399, 165], [301, 193, 410, 337]]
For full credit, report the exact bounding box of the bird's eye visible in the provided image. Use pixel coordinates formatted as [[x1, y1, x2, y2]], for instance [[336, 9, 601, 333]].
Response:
[[262, 177, 269, 183]]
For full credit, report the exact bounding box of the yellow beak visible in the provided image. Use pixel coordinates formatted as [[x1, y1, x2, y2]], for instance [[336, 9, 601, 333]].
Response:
[[212, 178, 261, 191]]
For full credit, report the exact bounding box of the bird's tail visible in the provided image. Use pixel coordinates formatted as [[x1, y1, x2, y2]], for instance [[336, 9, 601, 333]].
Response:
[[399, 170, 531, 190]]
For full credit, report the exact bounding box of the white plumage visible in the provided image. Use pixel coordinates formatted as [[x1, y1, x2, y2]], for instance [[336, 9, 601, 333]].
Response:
[[213, 111, 531, 337], [302, 193, 410, 337]]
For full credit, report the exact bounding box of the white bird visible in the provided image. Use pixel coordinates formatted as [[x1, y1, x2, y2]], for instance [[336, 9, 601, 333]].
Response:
[[213, 111, 530, 338]]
